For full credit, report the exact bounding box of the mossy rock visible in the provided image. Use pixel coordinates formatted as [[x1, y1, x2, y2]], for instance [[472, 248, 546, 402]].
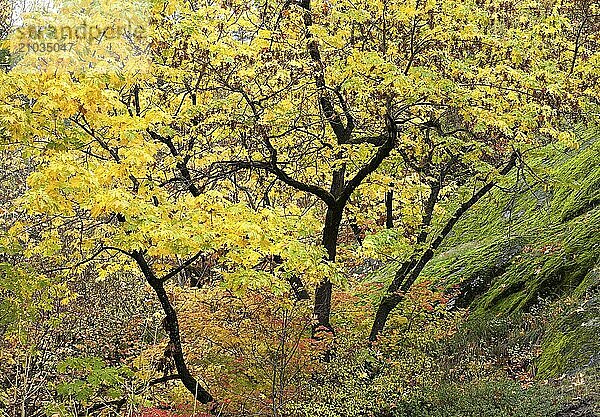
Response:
[[471, 206, 600, 314], [537, 266, 600, 377]]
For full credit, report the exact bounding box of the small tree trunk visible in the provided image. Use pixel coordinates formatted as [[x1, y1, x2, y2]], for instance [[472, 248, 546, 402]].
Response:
[[313, 280, 333, 332], [349, 218, 363, 245], [369, 293, 402, 342], [368, 258, 415, 342], [385, 188, 394, 229], [132, 251, 213, 404]]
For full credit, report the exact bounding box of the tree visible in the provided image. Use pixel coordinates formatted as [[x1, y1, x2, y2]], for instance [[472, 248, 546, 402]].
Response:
[[0, 0, 332, 406], [157, 0, 591, 339], [1, 0, 598, 407], [363, 0, 600, 340]]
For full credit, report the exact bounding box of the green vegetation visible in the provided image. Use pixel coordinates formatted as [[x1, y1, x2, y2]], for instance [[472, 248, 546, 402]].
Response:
[[426, 135, 600, 375], [359, 130, 600, 415]]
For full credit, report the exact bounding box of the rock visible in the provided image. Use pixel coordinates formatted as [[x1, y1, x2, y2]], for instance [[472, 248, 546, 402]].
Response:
[[556, 399, 597, 417]]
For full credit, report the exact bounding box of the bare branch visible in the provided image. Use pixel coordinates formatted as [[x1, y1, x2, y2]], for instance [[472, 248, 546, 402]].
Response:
[[160, 250, 204, 283]]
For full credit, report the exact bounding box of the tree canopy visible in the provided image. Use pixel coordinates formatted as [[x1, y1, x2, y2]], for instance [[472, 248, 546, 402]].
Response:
[[0, 0, 599, 413]]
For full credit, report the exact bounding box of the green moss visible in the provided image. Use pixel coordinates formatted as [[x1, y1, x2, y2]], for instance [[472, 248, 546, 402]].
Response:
[[471, 207, 600, 316], [554, 140, 600, 222], [366, 129, 600, 379], [573, 262, 600, 299], [537, 289, 600, 377], [537, 256, 599, 379]]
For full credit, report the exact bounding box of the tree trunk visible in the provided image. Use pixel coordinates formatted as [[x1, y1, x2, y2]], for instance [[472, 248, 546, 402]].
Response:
[[322, 206, 343, 261], [313, 205, 343, 334], [368, 257, 415, 342], [369, 293, 401, 341], [350, 218, 363, 245], [132, 251, 213, 404], [385, 188, 394, 229], [151, 280, 213, 404]]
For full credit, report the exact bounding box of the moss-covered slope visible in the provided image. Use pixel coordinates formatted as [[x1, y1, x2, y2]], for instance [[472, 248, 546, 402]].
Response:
[[372, 129, 600, 379]]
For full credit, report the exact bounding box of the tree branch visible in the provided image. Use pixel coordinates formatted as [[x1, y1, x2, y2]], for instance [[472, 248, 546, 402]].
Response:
[[298, 0, 352, 143], [339, 121, 396, 205], [219, 157, 336, 207], [148, 129, 202, 197], [160, 250, 204, 283]]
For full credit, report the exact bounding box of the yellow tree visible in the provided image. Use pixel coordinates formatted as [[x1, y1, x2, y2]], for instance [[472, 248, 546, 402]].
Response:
[[0, 0, 11, 68], [0, 0, 329, 407], [1, 0, 598, 407], [144, 0, 596, 339]]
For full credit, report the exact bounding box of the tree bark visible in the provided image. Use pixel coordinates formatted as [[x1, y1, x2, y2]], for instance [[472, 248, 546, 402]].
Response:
[[385, 188, 394, 229], [151, 280, 213, 404], [313, 205, 343, 334], [370, 293, 402, 341], [368, 257, 416, 341]]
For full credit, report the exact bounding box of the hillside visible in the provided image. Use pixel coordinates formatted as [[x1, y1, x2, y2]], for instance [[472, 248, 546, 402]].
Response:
[[366, 129, 600, 415]]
